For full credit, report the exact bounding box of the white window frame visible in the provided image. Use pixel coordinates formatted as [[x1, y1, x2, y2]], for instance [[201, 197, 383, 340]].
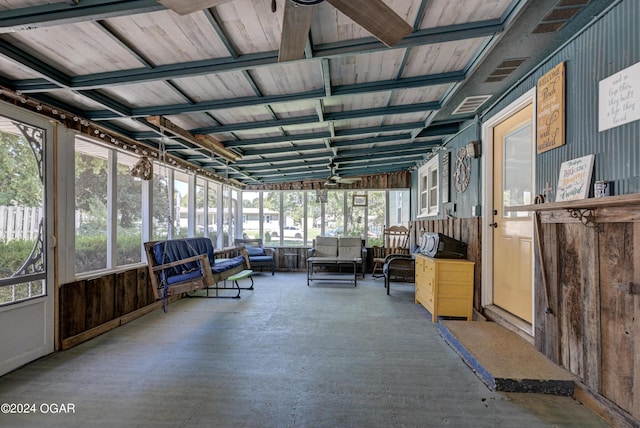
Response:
[[418, 155, 439, 217]]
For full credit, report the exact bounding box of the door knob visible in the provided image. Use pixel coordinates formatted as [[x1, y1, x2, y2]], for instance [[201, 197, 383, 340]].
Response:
[[489, 222, 498, 228]]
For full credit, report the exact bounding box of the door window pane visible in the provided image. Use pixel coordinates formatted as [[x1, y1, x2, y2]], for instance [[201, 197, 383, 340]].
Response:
[[503, 123, 532, 217]]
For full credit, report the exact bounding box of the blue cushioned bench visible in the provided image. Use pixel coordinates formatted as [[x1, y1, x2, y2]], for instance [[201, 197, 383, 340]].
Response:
[[144, 237, 251, 300]]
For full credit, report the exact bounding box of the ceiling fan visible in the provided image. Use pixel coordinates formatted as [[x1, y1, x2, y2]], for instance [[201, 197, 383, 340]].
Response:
[[159, 0, 413, 62], [324, 159, 362, 187]]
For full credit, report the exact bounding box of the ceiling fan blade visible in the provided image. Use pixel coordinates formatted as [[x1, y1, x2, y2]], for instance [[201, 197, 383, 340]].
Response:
[[326, 0, 412, 47], [279, 0, 315, 62], [158, 0, 232, 15]]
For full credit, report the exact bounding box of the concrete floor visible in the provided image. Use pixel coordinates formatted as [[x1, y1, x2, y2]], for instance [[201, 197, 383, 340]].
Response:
[[0, 273, 609, 427]]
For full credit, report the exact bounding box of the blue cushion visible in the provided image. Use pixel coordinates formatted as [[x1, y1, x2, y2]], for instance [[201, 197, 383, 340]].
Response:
[[212, 255, 244, 273], [152, 237, 214, 280], [164, 269, 204, 285], [245, 245, 265, 256], [248, 255, 273, 263]]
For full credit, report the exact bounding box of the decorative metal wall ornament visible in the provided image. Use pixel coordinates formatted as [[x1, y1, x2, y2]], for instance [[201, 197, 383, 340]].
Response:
[[130, 156, 153, 180], [453, 146, 471, 193]]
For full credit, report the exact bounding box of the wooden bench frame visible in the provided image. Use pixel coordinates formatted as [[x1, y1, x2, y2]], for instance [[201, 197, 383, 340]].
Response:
[[144, 240, 251, 300]]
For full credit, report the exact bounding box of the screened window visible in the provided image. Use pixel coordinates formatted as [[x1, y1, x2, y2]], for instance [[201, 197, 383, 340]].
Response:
[[237, 189, 403, 247], [174, 170, 190, 239], [116, 151, 142, 265], [75, 140, 109, 273], [152, 165, 171, 241]]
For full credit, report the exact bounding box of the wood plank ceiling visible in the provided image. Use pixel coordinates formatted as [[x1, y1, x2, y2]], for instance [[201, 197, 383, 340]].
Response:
[[0, 0, 611, 187]]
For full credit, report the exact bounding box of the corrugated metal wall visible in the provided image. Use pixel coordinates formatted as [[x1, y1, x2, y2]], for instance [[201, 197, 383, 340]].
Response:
[[412, 121, 481, 221], [484, 0, 640, 197]]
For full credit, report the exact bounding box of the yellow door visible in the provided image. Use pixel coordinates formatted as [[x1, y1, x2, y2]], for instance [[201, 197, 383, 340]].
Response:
[[492, 105, 533, 323]]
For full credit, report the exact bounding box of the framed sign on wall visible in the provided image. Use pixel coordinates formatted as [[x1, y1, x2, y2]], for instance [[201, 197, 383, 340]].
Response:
[[537, 62, 565, 154]]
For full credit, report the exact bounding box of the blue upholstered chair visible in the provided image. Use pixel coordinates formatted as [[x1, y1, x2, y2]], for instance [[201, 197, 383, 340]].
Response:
[[234, 238, 275, 275]]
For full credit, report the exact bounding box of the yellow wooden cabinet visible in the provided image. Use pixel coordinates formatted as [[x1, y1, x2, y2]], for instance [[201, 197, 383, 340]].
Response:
[[414, 254, 475, 322]]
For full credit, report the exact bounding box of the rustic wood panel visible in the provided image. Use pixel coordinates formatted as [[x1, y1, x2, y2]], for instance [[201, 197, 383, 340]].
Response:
[[275, 247, 309, 271], [557, 223, 586, 379], [60, 280, 86, 339], [116, 269, 139, 317], [583, 227, 601, 392], [105, 11, 231, 64], [85, 275, 116, 330], [634, 223, 640, 421], [535, 222, 560, 363], [243, 171, 412, 191], [420, 0, 512, 28], [60, 266, 154, 341], [403, 39, 485, 76], [537, 218, 640, 420], [600, 223, 635, 413], [8, 22, 143, 75]]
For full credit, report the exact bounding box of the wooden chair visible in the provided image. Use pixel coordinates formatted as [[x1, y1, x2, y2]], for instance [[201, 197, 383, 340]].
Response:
[[371, 225, 410, 278]]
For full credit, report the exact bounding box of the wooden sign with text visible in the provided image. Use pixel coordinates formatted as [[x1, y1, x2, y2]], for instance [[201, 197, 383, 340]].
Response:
[[537, 62, 565, 154], [556, 154, 594, 202]]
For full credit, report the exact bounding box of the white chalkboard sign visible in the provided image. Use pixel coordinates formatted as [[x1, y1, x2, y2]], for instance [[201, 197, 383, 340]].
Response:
[[556, 154, 594, 202], [599, 61, 640, 132]]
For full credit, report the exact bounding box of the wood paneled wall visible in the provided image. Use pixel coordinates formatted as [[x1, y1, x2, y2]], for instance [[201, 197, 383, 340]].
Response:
[[412, 218, 482, 310], [537, 213, 640, 423], [59, 266, 157, 349], [243, 171, 411, 191]]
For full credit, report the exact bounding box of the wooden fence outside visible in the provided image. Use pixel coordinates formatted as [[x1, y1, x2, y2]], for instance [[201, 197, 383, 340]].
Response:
[[0, 206, 42, 241]]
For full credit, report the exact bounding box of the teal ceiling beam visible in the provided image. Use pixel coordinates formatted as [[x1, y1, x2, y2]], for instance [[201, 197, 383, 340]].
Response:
[[239, 143, 329, 157], [191, 101, 441, 135], [331, 72, 464, 97], [0, 43, 70, 87], [228, 121, 458, 152], [310, 20, 503, 58], [0, 0, 164, 33], [88, 75, 451, 120], [225, 132, 331, 148], [9, 20, 501, 93]]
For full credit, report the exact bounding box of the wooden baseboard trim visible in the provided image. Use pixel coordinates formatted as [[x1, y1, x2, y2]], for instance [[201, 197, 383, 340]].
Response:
[[61, 298, 175, 350], [573, 380, 638, 428]]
